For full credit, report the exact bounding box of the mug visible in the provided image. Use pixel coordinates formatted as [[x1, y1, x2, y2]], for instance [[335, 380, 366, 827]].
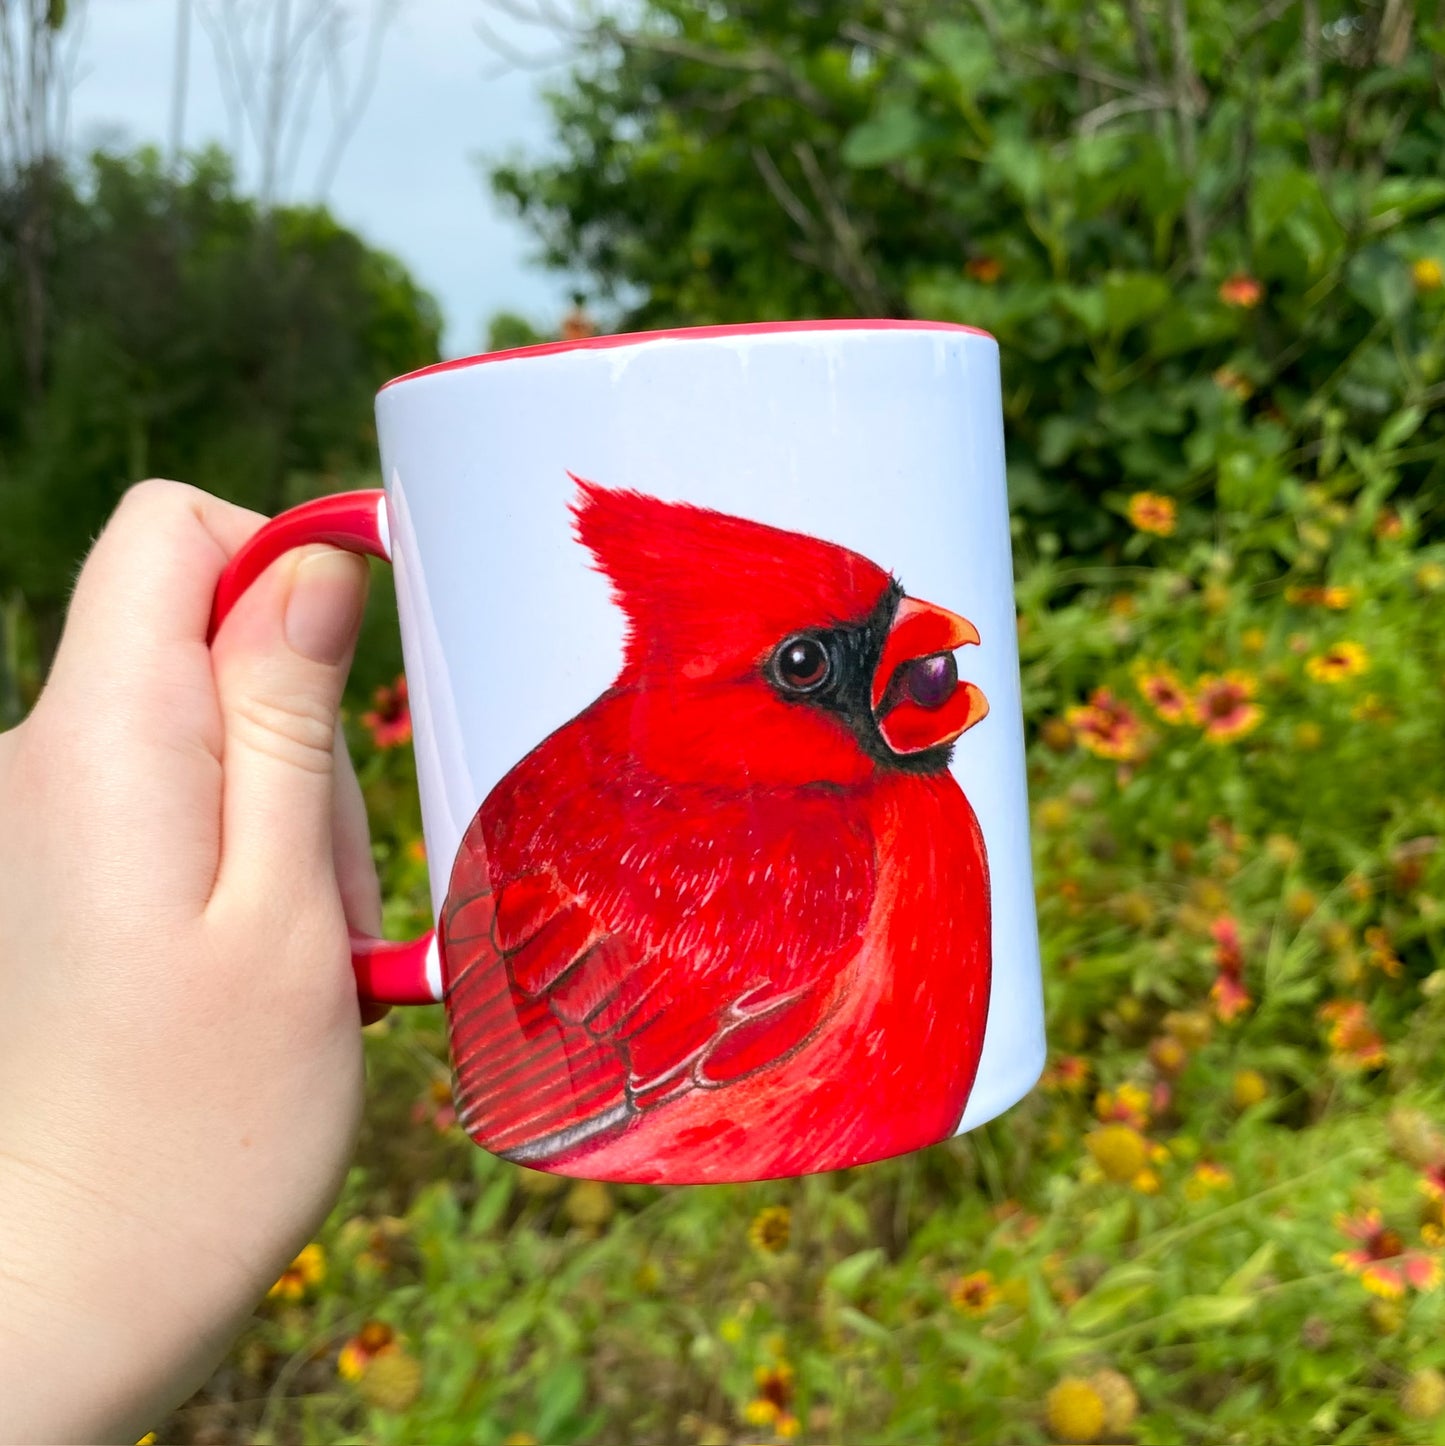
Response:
[[210, 320, 1044, 1185]]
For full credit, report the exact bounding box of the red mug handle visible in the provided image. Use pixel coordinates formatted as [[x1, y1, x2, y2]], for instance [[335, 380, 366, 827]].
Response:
[[209, 489, 440, 1007]]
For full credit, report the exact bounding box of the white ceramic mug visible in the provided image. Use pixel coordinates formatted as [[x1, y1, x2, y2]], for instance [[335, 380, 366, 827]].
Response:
[[210, 320, 1044, 1185]]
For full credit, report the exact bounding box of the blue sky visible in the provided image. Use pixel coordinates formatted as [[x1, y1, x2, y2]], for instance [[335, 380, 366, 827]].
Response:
[[71, 1, 581, 357]]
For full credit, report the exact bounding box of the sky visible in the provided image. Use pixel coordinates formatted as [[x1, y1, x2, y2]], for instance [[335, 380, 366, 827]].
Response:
[[68, 1, 581, 358]]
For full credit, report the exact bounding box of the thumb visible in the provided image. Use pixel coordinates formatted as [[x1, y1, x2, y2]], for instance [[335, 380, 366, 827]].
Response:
[[210, 546, 370, 905]]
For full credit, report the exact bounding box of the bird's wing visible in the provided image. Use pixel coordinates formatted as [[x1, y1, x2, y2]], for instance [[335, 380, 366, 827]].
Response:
[[440, 771, 876, 1161]]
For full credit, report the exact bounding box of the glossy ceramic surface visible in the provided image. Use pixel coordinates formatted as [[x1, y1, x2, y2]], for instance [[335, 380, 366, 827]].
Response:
[[371, 322, 1043, 1183]]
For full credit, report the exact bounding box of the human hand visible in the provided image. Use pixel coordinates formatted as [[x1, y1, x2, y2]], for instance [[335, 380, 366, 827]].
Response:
[[0, 481, 381, 1443]]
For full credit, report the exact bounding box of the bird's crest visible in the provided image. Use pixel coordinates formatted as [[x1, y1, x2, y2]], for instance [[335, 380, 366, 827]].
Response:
[[568, 475, 893, 681]]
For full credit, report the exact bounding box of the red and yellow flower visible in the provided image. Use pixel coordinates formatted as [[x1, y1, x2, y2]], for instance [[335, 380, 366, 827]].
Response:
[[950, 1270, 1001, 1316], [742, 1361, 800, 1439], [1066, 689, 1147, 761], [1134, 663, 1192, 724], [1219, 273, 1264, 308], [339, 1320, 398, 1382], [965, 255, 1004, 284], [267, 1242, 326, 1300], [1319, 999, 1387, 1069], [1126, 492, 1177, 536], [1286, 584, 1355, 610], [1305, 641, 1369, 683], [1193, 672, 1262, 742], [362, 674, 412, 749], [1334, 1209, 1441, 1298]]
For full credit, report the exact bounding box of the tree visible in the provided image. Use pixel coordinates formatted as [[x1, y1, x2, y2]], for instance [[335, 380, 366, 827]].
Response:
[[489, 0, 1445, 552], [0, 146, 442, 617]]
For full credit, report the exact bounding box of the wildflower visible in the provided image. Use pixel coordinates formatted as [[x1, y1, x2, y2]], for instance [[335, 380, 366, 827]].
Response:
[[1413, 258, 1444, 293], [1044, 1377, 1107, 1443], [564, 1179, 615, 1230], [1346, 870, 1373, 903], [1294, 720, 1323, 749], [965, 255, 1003, 283], [268, 1242, 325, 1300], [1389, 1108, 1445, 1170], [1218, 273, 1264, 308], [357, 1347, 423, 1411], [1086, 1124, 1148, 1183], [1284, 886, 1318, 924], [1095, 1081, 1152, 1130], [1241, 626, 1267, 654], [1375, 509, 1405, 540], [1066, 689, 1146, 761], [1417, 561, 1445, 592], [1149, 1034, 1188, 1077], [748, 1205, 791, 1255], [1210, 915, 1251, 1022], [950, 1270, 1000, 1316], [1305, 641, 1369, 682], [339, 1320, 397, 1381], [1422, 1162, 1445, 1203], [1212, 365, 1254, 400], [411, 1076, 457, 1133], [743, 1362, 800, 1438], [1363, 926, 1403, 978], [1192, 672, 1262, 742], [1126, 491, 1176, 536], [1090, 1369, 1139, 1436], [1164, 1009, 1213, 1049], [1134, 663, 1191, 724], [1333, 1209, 1442, 1298], [1037, 797, 1071, 831], [1232, 1069, 1269, 1109], [1401, 1368, 1445, 1420], [1040, 717, 1075, 753], [362, 675, 412, 749], [405, 835, 427, 864], [1320, 999, 1387, 1069], [1185, 1161, 1232, 1199], [1285, 584, 1355, 609], [1043, 1055, 1090, 1093]]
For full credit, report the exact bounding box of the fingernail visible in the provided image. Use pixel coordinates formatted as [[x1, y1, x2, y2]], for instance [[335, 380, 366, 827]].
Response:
[[285, 549, 369, 665]]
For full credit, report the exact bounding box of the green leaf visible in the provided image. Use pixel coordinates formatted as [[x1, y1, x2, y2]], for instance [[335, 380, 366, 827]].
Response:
[[1221, 1242, 1277, 1296], [1066, 1263, 1158, 1333], [534, 1360, 588, 1441], [826, 1247, 887, 1299], [1167, 1293, 1258, 1330], [842, 97, 926, 167], [1377, 404, 1425, 451]]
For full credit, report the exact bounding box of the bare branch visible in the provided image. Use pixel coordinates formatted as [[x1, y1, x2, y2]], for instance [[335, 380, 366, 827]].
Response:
[[1165, 0, 1206, 273], [1077, 89, 1171, 138]]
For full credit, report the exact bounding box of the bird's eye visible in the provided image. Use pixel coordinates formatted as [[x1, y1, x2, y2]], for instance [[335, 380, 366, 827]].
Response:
[[772, 635, 831, 694]]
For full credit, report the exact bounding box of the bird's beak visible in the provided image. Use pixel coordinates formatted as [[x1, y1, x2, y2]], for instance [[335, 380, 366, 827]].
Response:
[[871, 596, 988, 755]]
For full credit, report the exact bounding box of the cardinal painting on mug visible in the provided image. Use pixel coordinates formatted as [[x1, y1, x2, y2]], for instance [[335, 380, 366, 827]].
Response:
[[438, 476, 993, 1184]]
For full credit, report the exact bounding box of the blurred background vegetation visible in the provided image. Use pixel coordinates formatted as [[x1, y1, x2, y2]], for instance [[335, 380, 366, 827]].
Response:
[[5, 0, 1445, 1442]]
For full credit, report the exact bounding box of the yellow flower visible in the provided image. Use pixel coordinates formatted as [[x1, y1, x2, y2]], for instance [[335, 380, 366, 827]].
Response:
[[1132, 1167, 1162, 1195], [1045, 1377, 1107, 1443], [1294, 720, 1323, 749], [1185, 1162, 1233, 1199], [1417, 561, 1445, 592], [1127, 491, 1177, 536], [1305, 641, 1369, 682], [1095, 1080, 1152, 1129], [1402, 1367, 1445, 1420], [950, 1270, 1000, 1316], [1037, 796, 1072, 831], [267, 1242, 326, 1300], [135, 1436, 157, 1445], [748, 1205, 792, 1254], [1090, 1369, 1139, 1436], [1241, 626, 1267, 654], [357, 1347, 423, 1412], [1413, 257, 1444, 292], [564, 1179, 614, 1229], [1231, 1068, 1269, 1109], [1086, 1125, 1149, 1183]]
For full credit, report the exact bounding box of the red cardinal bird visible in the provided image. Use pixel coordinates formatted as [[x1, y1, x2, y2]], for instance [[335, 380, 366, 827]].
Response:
[[439, 479, 991, 1183]]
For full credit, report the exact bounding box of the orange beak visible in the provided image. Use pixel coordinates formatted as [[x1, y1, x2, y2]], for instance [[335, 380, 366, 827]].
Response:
[[871, 596, 988, 755]]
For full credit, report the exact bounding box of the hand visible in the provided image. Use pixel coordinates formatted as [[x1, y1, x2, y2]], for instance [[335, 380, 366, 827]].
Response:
[[0, 481, 380, 1443]]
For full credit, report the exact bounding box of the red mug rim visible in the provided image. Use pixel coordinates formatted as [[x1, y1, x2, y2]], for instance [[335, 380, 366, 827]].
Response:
[[378, 318, 995, 394]]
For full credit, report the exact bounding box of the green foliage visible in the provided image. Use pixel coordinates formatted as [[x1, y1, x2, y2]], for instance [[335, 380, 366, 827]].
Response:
[[493, 0, 1445, 551], [0, 146, 442, 614], [162, 452, 1445, 1443]]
